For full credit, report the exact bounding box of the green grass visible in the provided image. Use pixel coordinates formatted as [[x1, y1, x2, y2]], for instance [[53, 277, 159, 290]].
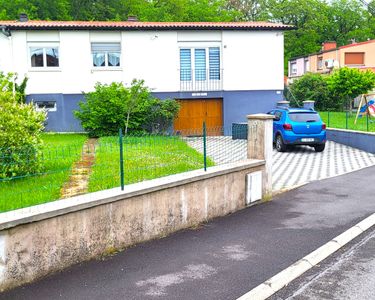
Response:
[[319, 111, 375, 132], [0, 134, 87, 212], [88, 135, 214, 192]]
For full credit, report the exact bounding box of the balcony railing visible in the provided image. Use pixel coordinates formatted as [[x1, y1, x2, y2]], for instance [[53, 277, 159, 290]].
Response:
[[179, 69, 223, 92]]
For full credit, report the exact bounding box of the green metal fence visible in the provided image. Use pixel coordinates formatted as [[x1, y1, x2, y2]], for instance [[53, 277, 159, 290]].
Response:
[[0, 124, 250, 213], [320, 111, 375, 132]]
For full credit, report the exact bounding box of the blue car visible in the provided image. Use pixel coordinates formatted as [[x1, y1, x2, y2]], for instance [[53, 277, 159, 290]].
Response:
[[268, 108, 326, 152]]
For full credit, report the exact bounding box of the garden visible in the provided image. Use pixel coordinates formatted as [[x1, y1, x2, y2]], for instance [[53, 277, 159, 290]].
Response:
[[0, 76, 213, 213], [287, 67, 375, 132]]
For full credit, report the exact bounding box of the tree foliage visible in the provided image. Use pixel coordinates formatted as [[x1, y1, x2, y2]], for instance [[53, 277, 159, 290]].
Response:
[[0, 77, 46, 179], [289, 68, 375, 111], [74, 80, 179, 137], [326, 67, 375, 109]]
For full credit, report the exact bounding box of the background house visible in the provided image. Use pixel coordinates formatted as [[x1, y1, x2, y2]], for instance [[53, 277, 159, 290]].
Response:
[[0, 17, 291, 132], [288, 40, 375, 83]]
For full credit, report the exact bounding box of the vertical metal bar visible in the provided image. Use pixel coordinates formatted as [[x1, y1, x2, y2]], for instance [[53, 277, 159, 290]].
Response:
[[328, 111, 330, 128], [346, 111, 348, 129], [119, 128, 124, 190], [367, 113, 369, 131], [203, 121, 207, 171]]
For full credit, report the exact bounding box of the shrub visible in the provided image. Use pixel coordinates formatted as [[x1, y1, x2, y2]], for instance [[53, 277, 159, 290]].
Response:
[[289, 73, 331, 110], [0, 94, 46, 179], [0, 71, 28, 103], [75, 80, 180, 137]]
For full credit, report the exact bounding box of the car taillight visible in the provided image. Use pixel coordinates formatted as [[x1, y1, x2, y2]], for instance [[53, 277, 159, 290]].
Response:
[[283, 124, 292, 130], [322, 123, 326, 130]]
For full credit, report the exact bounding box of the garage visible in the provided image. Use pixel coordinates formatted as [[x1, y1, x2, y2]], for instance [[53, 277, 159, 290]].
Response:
[[173, 99, 223, 135]]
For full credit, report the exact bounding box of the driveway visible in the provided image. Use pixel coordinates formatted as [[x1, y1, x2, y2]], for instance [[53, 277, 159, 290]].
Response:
[[186, 137, 375, 191]]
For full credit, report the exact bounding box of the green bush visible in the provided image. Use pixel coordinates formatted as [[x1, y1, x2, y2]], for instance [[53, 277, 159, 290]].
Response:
[[0, 94, 46, 179], [0, 71, 28, 103], [75, 80, 179, 137], [326, 67, 375, 110], [289, 72, 331, 110]]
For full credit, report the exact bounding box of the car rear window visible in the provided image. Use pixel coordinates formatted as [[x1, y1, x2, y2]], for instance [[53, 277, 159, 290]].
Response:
[[288, 112, 320, 123]]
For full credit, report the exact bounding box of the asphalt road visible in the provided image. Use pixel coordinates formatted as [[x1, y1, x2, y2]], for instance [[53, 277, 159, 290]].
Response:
[[271, 227, 375, 300], [1, 166, 375, 300]]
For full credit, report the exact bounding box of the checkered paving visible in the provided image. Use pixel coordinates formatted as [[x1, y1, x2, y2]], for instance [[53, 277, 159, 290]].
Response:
[[185, 138, 375, 191]]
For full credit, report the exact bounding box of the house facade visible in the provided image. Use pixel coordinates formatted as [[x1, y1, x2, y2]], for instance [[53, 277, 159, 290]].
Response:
[[0, 18, 291, 132], [288, 40, 375, 83]]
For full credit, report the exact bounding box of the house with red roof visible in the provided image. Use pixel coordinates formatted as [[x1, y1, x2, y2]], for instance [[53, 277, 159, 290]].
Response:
[[288, 40, 375, 83], [0, 15, 292, 132]]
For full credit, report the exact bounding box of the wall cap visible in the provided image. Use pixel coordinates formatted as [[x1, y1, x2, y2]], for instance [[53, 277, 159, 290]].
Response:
[[327, 127, 375, 136], [247, 113, 274, 120], [0, 159, 265, 231]]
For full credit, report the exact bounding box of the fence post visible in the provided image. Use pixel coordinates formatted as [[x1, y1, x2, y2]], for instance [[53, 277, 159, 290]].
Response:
[[367, 113, 369, 131], [203, 121, 207, 171], [346, 111, 348, 129], [328, 111, 330, 127], [119, 128, 125, 191], [247, 114, 274, 199]]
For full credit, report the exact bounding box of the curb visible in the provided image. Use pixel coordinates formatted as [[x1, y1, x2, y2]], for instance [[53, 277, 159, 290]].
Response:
[[236, 212, 375, 300]]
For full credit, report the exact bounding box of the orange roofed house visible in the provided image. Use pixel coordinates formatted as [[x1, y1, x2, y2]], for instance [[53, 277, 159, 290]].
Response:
[[288, 40, 375, 82]]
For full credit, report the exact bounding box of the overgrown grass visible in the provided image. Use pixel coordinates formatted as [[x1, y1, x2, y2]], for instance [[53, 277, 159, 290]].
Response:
[[0, 134, 87, 212], [319, 111, 375, 132], [88, 135, 214, 192]]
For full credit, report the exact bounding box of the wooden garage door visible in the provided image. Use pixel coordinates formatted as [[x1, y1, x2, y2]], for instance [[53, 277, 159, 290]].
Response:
[[174, 99, 223, 135]]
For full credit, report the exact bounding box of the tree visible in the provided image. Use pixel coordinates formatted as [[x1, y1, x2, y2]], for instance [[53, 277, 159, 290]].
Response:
[[326, 67, 375, 110]]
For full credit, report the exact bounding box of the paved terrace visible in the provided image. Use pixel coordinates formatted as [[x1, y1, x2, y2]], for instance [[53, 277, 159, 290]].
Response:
[[185, 137, 375, 191]]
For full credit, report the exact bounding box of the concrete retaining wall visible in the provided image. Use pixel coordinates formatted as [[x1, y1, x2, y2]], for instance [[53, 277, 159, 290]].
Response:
[[327, 128, 375, 153], [0, 160, 265, 291]]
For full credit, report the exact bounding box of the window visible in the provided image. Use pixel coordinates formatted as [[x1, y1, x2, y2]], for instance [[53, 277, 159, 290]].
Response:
[[290, 61, 297, 75], [34, 101, 57, 112], [30, 46, 59, 68], [345, 52, 364, 65], [304, 59, 309, 73], [179, 47, 220, 81], [288, 112, 320, 123], [91, 43, 121, 67], [317, 56, 323, 70]]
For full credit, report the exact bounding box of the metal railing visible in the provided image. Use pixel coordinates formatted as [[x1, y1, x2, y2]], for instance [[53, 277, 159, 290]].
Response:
[[179, 69, 223, 92]]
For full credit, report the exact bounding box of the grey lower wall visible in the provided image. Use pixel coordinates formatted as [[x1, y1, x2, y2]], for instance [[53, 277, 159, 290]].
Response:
[[327, 128, 375, 153], [0, 160, 265, 291], [27, 90, 282, 132]]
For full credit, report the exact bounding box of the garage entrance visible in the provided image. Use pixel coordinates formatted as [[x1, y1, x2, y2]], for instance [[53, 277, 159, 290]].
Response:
[[174, 99, 223, 135]]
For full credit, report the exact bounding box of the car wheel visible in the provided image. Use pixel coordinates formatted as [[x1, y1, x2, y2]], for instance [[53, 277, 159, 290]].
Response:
[[276, 134, 287, 152], [314, 144, 325, 152]]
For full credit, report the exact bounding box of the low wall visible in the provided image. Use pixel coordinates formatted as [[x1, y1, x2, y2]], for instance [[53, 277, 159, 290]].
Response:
[[0, 160, 265, 291], [327, 128, 375, 153]]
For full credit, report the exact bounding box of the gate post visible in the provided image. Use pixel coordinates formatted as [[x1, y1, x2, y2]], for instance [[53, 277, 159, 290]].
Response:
[[247, 114, 274, 199]]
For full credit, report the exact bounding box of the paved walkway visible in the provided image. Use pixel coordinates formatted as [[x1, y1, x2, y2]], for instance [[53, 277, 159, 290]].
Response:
[[186, 137, 375, 191], [2, 166, 375, 300]]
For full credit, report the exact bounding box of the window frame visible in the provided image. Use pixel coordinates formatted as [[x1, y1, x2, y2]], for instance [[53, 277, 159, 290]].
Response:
[[290, 61, 297, 75], [179, 46, 221, 82], [33, 100, 57, 112], [29, 43, 60, 70], [91, 42, 122, 69]]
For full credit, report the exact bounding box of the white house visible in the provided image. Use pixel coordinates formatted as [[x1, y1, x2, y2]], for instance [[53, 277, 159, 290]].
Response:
[[0, 17, 292, 132]]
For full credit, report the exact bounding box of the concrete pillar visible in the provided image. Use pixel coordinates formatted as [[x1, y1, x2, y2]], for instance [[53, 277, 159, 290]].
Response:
[[247, 114, 274, 199], [303, 100, 315, 110]]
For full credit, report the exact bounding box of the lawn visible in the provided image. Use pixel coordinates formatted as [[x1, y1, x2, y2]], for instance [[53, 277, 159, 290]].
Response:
[[319, 111, 375, 132], [0, 134, 213, 213], [0, 134, 87, 212], [88, 135, 214, 192]]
